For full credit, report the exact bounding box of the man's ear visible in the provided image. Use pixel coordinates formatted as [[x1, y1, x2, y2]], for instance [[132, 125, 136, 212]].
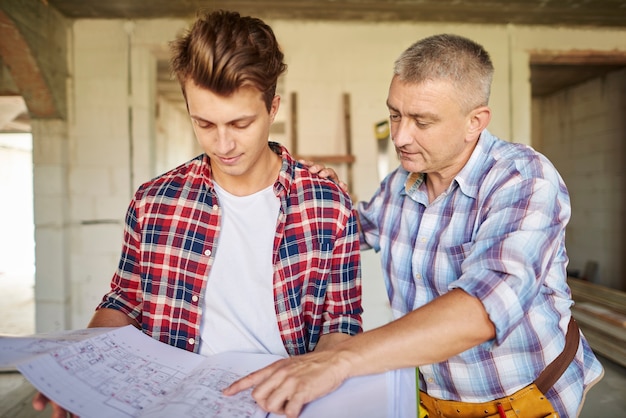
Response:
[[466, 105, 491, 140], [269, 95, 281, 122]]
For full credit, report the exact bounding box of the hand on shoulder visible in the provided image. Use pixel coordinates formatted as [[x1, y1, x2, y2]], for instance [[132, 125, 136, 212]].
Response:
[[299, 159, 349, 194]]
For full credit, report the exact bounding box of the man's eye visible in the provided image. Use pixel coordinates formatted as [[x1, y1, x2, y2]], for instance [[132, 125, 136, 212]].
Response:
[[194, 119, 212, 129], [414, 119, 429, 128], [233, 121, 253, 129], [389, 114, 400, 122]]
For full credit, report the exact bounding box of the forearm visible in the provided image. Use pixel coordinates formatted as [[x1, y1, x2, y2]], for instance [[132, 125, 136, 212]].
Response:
[[332, 289, 496, 378], [224, 288, 495, 417], [87, 307, 140, 328], [314, 332, 352, 352]]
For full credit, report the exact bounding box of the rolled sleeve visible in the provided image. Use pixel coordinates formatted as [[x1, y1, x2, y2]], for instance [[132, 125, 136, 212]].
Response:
[[97, 198, 144, 322], [451, 176, 570, 345]]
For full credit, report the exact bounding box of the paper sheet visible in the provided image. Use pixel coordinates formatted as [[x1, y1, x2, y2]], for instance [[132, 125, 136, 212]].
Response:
[[3, 326, 277, 417], [1, 326, 404, 418], [0, 326, 114, 371]]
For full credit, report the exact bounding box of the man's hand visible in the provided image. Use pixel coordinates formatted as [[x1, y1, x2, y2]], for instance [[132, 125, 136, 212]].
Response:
[[32, 392, 75, 418], [299, 159, 349, 193], [226, 291, 496, 418], [223, 349, 350, 418]]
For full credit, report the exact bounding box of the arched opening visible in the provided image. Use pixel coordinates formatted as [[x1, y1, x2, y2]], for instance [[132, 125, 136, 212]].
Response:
[[0, 6, 67, 335]]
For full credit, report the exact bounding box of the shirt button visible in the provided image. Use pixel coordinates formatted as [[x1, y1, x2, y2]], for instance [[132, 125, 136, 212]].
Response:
[[415, 273, 422, 280], [188, 338, 195, 345], [204, 249, 211, 256], [212, 204, 218, 210], [427, 377, 434, 383], [420, 237, 426, 242], [192, 295, 199, 302]]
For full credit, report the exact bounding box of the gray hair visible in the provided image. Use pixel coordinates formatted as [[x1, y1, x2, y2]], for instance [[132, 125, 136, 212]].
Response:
[[394, 34, 494, 113]]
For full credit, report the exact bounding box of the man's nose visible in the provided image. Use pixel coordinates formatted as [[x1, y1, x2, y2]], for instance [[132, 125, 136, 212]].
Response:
[[215, 128, 236, 153], [391, 121, 413, 148]]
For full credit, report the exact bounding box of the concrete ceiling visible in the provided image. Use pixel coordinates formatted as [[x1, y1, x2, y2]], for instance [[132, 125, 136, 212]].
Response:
[[48, 0, 626, 98], [43, 0, 626, 28]]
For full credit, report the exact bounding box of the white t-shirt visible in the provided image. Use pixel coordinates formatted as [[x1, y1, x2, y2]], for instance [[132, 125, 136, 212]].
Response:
[[200, 182, 288, 357]]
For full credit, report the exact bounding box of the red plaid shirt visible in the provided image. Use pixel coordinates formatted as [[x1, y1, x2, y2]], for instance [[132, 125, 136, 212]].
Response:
[[98, 143, 362, 355]]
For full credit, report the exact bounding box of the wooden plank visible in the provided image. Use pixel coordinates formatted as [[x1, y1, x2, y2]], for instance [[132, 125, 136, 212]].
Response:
[[343, 92, 354, 192], [568, 277, 626, 316], [293, 155, 355, 164], [576, 326, 626, 368], [567, 277, 626, 368], [571, 308, 626, 342], [574, 302, 626, 328], [290, 91, 298, 155], [530, 51, 626, 65]]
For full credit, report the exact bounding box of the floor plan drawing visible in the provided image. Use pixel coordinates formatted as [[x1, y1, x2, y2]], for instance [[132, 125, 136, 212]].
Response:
[[3, 326, 274, 417], [1, 325, 399, 418]]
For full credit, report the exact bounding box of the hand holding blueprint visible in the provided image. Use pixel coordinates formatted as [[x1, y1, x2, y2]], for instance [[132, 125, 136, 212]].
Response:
[[0, 325, 415, 417]]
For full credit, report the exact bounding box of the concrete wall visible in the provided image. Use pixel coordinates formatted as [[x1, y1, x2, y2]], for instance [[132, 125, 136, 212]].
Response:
[[31, 17, 626, 331], [155, 96, 198, 175], [534, 68, 626, 291]]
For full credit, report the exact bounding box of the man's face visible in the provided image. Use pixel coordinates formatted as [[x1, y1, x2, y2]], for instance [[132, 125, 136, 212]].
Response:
[[386, 76, 475, 178], [185, 80, 279, 189]]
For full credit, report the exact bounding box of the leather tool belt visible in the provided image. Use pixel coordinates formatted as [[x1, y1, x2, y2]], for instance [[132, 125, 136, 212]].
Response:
[[418, 317, 579, 418]]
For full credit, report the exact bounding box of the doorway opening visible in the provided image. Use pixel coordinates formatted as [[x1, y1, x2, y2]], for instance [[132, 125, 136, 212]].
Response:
[[0, 98, 34, 336]]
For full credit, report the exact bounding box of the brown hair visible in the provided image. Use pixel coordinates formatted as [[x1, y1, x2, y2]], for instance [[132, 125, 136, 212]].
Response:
[[170, 10, 287, 111], [394, 34, 494, 113]]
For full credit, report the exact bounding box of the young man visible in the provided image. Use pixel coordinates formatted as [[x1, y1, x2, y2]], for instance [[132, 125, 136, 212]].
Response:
[[33, 10, 361, 415], [227, 34, 603, 418]]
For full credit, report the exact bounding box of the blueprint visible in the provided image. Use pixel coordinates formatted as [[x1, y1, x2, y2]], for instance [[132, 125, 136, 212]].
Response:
[[0, 325, 405, 418], [0, 326, 114, 370], [1, 325, 278, 417]]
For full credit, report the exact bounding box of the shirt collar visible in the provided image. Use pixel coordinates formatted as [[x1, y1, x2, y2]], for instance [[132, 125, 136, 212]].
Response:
[[403, 171, 423, 195], [454, 129, 497, 199], [198, 153, 215, 190], [272, 142, 295, 199]]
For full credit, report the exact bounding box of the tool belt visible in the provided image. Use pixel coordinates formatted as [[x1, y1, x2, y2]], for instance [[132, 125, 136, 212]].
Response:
[[418, 317, 579, 418]]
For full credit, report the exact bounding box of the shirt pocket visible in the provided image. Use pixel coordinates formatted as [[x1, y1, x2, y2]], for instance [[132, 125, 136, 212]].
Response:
[[444, 241, 473, 280]]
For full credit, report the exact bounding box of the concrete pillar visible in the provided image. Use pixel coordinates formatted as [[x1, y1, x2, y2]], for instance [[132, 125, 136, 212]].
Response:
[[31, 118, 70, 331]]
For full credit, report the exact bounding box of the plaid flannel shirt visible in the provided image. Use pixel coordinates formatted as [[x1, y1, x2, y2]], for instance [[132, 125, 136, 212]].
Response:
[[358, 130, 602, 417], [98, 143, 362, 356]]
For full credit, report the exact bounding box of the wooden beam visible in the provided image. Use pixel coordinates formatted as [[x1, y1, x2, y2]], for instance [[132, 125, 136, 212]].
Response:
[[290, 91, 298, 155], [568, 277, 626, 368], [568, 277, 626, 316], [343, 92, 354, 192], [294, 155, 355, 164], [530, 51, 626, 65]]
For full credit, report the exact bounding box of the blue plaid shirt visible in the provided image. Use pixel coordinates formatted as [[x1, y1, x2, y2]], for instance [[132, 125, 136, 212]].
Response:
[[359, 130, 602, 416]]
